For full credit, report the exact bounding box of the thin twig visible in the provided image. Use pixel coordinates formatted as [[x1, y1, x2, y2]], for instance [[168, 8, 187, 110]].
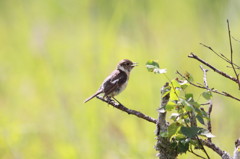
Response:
[[200, 66, 212, 142], [189, 148, 207, 159], [188, 53, 239, 84], [176, 71, 240, 102], [232, 36, 240, 43], [200, 43, 230, 63], [96, 96, 157, 124], [200, 139, 226, 157], [200, 43, 240, 69], [227, 19, 240, 90], [196, 136, 210, 159]]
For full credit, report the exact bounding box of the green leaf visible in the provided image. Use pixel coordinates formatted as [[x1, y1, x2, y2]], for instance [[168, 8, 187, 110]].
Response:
[[161, 85, 171, 98], [170, 90, 179, 101], [167, 123, 181, 138], [170, 141, 178, 149], [165, 101, 176, 111], [146, 60, 159, 69], [169, 81, 181, 101], [199, 129, 215, 138], [179, 80, 190, 90], [146, 60, 167, 74], [180, 98, 193, 112], [202, 91, 212, 100], [177, 139, 190, 153], [171, 79, 181, 88], [170, 113, 179, 121], [185, 93, 194, 102], [175, 134, 186, 140], [200, 109, 209, 119], [191, 101, 201, 108], [196, 114, 205, 125], [180, 126, 201, 138]]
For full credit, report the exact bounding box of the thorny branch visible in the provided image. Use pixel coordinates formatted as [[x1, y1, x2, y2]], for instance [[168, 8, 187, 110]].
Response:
[[96, 96, 157, 124]]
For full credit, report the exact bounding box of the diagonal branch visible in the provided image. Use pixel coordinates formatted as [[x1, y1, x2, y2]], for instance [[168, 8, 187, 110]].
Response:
[[176, 71, 240, 102], [96, 96, 157, 124], [201, 140, 224, 155], [200, 43, 231, 64], [188, 53, 239, 84], [200, 43, 240, 69]]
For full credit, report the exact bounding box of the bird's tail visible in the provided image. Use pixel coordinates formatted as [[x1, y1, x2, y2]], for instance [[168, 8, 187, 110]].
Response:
[[84, 90, 102, 103]]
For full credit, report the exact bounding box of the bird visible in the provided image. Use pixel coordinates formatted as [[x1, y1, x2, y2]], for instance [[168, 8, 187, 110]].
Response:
[[84, 59, 137, 103]]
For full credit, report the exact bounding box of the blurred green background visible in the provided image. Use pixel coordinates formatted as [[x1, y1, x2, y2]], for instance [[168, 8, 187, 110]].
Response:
[[0, 0, 240, 158]]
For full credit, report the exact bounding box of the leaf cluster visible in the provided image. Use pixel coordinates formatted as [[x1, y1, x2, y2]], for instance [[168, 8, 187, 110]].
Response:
[[146, 60, 214, 154]]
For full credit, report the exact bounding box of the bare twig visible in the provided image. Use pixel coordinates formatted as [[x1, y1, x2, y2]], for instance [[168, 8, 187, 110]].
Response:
[[200, 43, 230, 63], [196, 136, 210, 159], [227, 20, 240, 90], [176, 71, 240, 102], [200, 66, 212, 142], [200, 139, 231, 158], [232, 36, 240, 43], [96, 96, 157, 124], [188, 53, 239, 84], [200, 43, 240, 69], [189, 148, 207, 159]]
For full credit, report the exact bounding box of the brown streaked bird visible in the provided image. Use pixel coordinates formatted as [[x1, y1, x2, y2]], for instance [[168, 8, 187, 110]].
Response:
[[84, 59, 137, 103]]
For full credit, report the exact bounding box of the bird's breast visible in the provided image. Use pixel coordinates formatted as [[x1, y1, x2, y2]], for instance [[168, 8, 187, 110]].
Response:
[[112, 81, 128, 96]]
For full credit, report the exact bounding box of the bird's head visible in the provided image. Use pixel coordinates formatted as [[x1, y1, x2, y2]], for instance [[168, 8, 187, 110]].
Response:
[[117, 59, 137, 73]]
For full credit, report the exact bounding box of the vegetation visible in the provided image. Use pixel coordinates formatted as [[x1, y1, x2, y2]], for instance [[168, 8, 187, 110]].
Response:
[[0, 0, 240, 158]]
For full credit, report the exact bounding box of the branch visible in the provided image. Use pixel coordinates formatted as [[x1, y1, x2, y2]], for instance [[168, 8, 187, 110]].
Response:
[[189, 148, 207, 159], [200, 43, 240, 69], [96, 96, 157, 124], [196, 136, 210, 159], [176, 71, 240, 102], [232, 36, 240, 43], [234, 138, 240, 159], [201, 139, 232, 159], [188, 53, 239, 84], [155, 82, 178, 159], [200, 43, 231, 64], [200, 66, 212, 142], [227, 20, 240, 90]]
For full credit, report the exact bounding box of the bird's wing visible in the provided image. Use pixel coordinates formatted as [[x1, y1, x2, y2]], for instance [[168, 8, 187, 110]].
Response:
[[102, 69, 127, 96]]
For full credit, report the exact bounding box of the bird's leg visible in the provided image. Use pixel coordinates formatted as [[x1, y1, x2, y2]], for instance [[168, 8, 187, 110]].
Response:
[[106, 96, 114, 104], [112, 97, 122, 105]]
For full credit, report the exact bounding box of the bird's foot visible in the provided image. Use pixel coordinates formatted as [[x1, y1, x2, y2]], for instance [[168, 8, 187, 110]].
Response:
[[112, 97, 122, 105], [106, 97, 114, 104]]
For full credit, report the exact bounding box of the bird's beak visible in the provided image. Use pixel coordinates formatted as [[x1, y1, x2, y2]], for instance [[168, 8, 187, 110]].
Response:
[[131, 62, 138, 67]]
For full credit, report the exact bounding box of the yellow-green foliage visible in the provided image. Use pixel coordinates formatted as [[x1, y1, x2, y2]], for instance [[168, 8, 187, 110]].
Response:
[[0, 0, 240, 158]]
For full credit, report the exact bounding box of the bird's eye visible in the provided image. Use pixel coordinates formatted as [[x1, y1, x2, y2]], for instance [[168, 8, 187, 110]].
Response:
[[126, 63, 130, 65]]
